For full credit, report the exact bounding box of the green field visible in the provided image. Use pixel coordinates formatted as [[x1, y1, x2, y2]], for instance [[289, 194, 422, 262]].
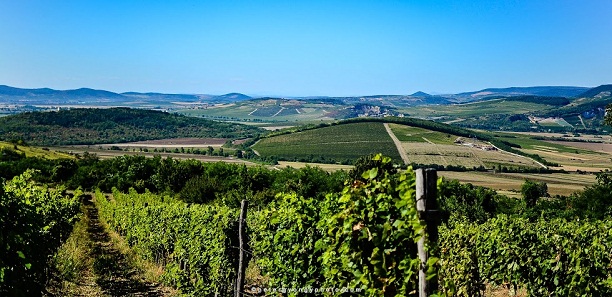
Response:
[[401, 99, 553, 118], [388, 123, 456, 144], [178, 99, 345, 123], [252, 122, 401, 163]]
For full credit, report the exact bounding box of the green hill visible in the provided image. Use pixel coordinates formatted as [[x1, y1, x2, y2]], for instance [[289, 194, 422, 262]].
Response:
[[576, 84, 612, 98], [0, 108, 264, 146], [251, 117, 597, 170], [252, 121, 402, 164]]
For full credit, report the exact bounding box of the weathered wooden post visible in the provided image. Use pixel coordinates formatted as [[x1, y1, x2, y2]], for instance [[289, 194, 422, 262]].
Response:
[[235, 200, 249, 297], [416, 168, 439, 297]]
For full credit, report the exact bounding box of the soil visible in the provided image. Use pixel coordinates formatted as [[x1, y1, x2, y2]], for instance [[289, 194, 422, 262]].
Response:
[[46, 195, 176, 297]]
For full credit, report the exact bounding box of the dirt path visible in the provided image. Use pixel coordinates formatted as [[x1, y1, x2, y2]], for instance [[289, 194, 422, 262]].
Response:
[[488, 143, 548, 169], [384, 123, 410, 164], [49, 196, 175, 297], [88, 197, 172, 296]]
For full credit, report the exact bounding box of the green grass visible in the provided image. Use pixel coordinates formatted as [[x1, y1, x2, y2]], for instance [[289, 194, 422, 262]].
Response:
[[402, 100, 554, 118], [0, 141, 74, 159], [178, 100, 346, 123], [388, 123, 457, 144], [493, 135, 596, 154], [252, 122, 401, 162]]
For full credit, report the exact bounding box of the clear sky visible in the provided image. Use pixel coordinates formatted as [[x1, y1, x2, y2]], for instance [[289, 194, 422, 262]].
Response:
[[1, 0, 611, 96]]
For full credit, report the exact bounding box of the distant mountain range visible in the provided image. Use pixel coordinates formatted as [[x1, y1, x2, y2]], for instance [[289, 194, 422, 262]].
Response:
[[0, 85, 251, 105], [451, 86, 590, 102], [0, 84, 607, 106]]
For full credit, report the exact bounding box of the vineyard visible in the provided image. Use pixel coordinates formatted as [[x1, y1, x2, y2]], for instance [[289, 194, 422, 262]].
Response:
[[252, 122, 402, 163], [0, 170, 81, 295], [2, 150, 612, 296], [89, 157, 612, 296]]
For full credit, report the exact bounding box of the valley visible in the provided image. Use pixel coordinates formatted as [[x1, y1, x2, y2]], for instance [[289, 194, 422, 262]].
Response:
[[2, 84, 611, 296]]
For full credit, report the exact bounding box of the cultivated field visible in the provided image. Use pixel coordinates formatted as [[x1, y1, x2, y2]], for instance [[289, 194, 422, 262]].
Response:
[[275, 161, 354, 172], [438, 171, 596, 197], [178, 99, 343, 122], [523, 147, 611, 172], [506, 132, 612, 143], [400, 99, 551, 118], [52, 146, 254, 164], [385, 123, 542, 169], [400, 142, 542, 168], [92, 137, 228, 148], [547, 140, 612, 153], [252, 122, 401, 162], [388, 123, 457, 144]]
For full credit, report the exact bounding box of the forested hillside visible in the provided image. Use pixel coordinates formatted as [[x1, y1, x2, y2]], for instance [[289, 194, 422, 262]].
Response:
[[0, 108, 264, 146]]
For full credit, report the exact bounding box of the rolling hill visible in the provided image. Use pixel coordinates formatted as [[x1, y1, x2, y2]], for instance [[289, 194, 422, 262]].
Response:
[[452, 86, 589, 102], [210, 93, 252, 102], [0, 85, 125, 103], [0, 141, 74, 159], [0, 108, 264, 146], [252, 121, 402, 164], [576, 84, 612, 98], [2, 84, 610, 133], [252, 118, 564, 170]]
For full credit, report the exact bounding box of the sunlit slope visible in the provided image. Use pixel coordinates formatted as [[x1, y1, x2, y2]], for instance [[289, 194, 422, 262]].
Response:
[[387, 124, 542, 169], [252, 122, 401, 163], [0, 141, 73, 159], [251, 120, 539, 168]]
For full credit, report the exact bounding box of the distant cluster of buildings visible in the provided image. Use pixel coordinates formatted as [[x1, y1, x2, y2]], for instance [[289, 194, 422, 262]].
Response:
[[356, 105, 404, 118]]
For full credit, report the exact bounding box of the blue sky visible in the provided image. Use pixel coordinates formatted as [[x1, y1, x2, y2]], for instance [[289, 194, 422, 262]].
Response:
[[1, 0, 611, 96]]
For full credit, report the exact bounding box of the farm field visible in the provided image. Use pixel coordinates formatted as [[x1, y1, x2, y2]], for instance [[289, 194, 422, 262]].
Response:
[[385, 123, 543, 169], [400, 99, 552, 118], [252, 122, 402, 163], [400, 142, 542, 169], [546, 140, 612, 154], [51, 146, 253, 164], [388, 123, 457, 144], [506, 132, 612, 143], [522, 147, 611, 172], [178, 99, 343, 122], [494, 135, 595, 153], [275, 161, 354, 172], [438, 171, 596, 197], [91, 137, 228, 148], [490, 134, 612, 171]]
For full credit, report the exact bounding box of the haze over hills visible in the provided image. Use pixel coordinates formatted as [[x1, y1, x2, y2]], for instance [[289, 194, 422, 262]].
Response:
[[577, 84, 612, 98], [0, 85, 251, 105], [0, 84, 600, 105], [451, 86, 590, 102], [1, 84, 610, 133], [410, 91, 431, 97]]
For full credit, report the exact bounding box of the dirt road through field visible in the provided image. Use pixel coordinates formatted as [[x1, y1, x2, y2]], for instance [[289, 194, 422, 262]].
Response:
[[384, 123, 409, 164]]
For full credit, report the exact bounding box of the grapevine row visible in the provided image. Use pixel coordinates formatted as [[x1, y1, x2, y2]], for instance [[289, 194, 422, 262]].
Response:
[[0, 170, 81, 295]]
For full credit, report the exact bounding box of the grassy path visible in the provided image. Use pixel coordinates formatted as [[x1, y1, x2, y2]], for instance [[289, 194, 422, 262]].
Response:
[[47, 195, 175, 297], [384, 123, 410, 164]]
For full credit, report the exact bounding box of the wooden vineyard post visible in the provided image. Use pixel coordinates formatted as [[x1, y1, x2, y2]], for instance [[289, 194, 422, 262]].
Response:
[[235, 200, 248, 297], [416, 168, 439, 297]]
